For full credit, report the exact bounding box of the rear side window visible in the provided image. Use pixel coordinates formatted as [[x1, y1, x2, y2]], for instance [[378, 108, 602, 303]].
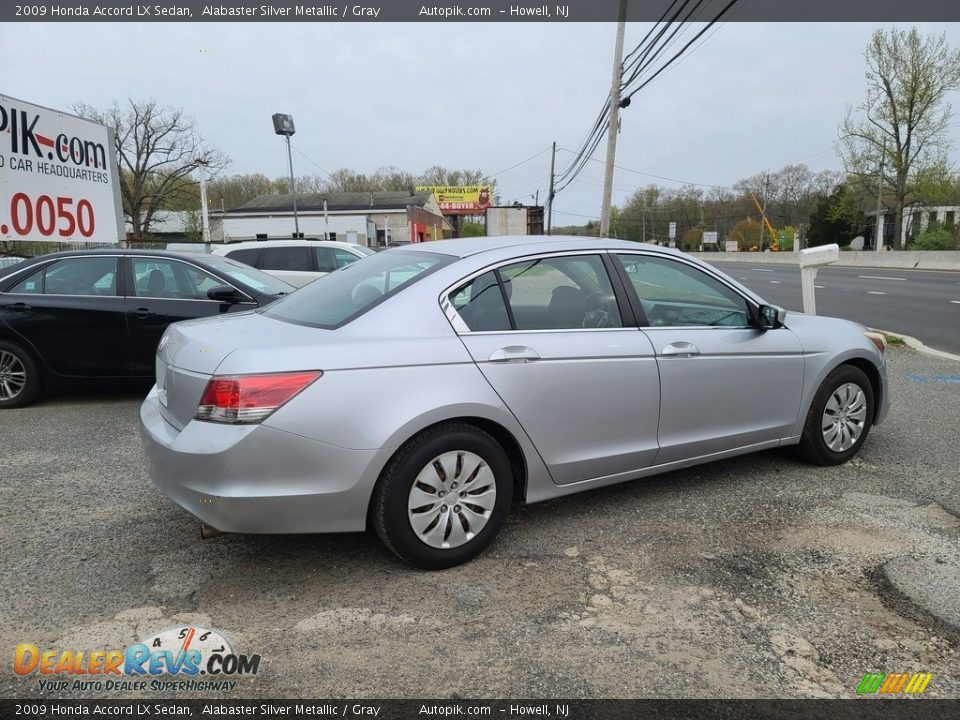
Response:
[[449, 271, 511, 332], [260, 247, 312, 272], [8, 269, 44, 294], [12, 257, 118, 296], [225, 248, 262, 266], [263, 250, 451, 329]]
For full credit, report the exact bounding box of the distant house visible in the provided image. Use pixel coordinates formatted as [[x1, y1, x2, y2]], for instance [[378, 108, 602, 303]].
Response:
[[865, 204, 958, 248], [216, 191, 451, 248], [125, 210, 204, 243]]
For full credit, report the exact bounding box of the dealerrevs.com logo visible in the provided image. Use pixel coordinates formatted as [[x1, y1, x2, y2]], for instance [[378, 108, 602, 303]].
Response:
[[13, 626, 261, 693]]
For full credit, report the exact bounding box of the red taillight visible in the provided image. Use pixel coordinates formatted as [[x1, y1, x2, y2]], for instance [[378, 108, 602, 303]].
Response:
[[195, 371, 322, 424]]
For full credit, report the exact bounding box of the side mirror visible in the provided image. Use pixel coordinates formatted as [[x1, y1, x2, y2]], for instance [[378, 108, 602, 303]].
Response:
[[758, 304, 786, 330], [207, 285, 244, 304]]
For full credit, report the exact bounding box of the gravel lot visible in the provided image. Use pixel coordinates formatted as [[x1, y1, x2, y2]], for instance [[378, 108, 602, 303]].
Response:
[[1, 346, 958, 699]]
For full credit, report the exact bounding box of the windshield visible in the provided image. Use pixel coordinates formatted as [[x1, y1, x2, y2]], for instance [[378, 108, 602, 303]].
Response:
[[263, 250, 452, 329], [203, 256, 296, 296]]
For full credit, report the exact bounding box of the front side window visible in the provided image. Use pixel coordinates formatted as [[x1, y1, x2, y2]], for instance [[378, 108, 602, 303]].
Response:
[[315, 247, 337, 273], [263, 250, 451, 329], [35, 257, 118, 296], [8, 269, 44, 294], [616, 254, 749, 327], [334, 248, 363, 268], [131, 259, 221, 300]]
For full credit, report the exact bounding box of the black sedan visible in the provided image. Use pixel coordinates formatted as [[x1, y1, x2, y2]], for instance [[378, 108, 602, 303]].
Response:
[[0, 249, 294, 408]]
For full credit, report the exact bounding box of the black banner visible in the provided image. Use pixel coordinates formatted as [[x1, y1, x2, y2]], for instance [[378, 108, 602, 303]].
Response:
[[4, 700, 960, 720], [3, 0, 959, 23]]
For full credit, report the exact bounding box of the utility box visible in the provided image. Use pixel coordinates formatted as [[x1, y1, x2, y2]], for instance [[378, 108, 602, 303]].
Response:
[[485, 206, 545, 236]]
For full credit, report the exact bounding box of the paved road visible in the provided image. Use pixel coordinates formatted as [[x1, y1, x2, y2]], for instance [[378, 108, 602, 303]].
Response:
[[2, 348, 959, 699], [704, 262, 960, 355]]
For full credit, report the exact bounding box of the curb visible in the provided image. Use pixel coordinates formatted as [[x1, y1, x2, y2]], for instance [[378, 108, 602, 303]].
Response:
[[871, 329, 960, 363]]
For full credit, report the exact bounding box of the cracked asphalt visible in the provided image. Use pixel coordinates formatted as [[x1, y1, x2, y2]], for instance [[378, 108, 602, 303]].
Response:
[[1, 346, 958, 699]]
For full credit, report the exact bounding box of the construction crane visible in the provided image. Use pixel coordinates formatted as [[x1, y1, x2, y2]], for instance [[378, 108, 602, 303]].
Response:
[[749, 191, 780, 251]]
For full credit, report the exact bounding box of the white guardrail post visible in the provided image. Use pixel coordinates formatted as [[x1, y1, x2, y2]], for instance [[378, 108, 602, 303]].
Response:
[[798, 244, 839, 315]]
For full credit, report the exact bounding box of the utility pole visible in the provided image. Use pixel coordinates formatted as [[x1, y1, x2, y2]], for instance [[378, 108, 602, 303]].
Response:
[[546, 141, 556, 235], [875, 138, 886, 252], [599, 0, 627, 238], [641, 196, 646, 243], [196, 159, 211, 244]]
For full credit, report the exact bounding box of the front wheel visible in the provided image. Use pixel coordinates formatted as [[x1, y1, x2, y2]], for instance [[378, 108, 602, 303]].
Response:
[[0, 340, 41, 409], [797, 364, 874, 466], [372, 422, 513, 570]]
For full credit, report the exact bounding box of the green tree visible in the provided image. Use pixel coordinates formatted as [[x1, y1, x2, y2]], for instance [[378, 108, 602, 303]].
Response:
[[910, 221, 958, 250], [838, 27, 960, 249], [460, 221, 485, 237], [729, 218, 761, 251], [806, 184, 865, 247]]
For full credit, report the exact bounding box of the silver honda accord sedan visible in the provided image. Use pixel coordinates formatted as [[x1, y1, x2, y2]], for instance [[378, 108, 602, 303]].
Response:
[[140, 237, 890, 569]]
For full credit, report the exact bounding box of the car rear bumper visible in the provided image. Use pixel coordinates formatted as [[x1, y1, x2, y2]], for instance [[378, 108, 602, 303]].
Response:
[[139, 386, 386, 534]]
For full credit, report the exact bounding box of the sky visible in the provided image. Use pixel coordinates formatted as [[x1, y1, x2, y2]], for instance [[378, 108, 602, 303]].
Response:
[[2, 20, 959, 226]]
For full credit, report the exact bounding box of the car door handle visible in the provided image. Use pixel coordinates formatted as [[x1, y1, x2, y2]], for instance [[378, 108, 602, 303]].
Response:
[[128, 307, 156, 319], [660, 341, 700, 358], [9, 302, 32, 312], [488, 346, 541, 363]]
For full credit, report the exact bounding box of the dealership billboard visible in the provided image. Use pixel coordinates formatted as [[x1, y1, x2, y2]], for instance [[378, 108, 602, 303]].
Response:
[[415, 185, 492, 215], [0, 94, 124, 243]]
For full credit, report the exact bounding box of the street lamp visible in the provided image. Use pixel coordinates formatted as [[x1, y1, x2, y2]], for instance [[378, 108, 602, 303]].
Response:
[[196, 158, 211, 244], [272, 113, 300, 237]]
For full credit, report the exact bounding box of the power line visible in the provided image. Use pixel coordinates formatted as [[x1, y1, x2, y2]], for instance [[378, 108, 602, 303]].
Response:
[[622, 0, 742, 104], [290, 143, 333, 178], [486, 146, 552, 178]]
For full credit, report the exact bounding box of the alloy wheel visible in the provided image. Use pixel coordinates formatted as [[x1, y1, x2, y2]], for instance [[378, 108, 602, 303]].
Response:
[[0, 350, 26, 402]]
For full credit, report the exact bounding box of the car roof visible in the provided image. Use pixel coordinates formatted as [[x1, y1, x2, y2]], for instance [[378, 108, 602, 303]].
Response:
[[4, 248, 213, 259], [214, 240, 365, 251], [403, 235, 687, 260]]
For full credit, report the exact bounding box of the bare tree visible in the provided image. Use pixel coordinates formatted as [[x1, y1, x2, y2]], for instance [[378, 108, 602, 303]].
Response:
[[838, 27, 960, 249], [73, 99, 229, 240]]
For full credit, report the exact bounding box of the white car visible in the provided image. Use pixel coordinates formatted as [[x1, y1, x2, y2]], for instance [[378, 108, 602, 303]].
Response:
[[211, 240, 375, 287]]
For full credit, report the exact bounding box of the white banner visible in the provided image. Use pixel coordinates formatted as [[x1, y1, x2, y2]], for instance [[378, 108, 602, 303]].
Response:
[[668, 221, 676, 239], [0, 94, 123, 243], [703, 231, 718, 244]]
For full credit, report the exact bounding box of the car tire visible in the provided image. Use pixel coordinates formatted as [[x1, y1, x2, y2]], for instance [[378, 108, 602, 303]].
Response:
[[372, 422, 513, 570], [0, 340, 41, 409], [797, 364, 874, 466]]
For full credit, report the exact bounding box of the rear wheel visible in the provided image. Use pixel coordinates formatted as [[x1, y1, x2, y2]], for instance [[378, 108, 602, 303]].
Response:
[[372, 422, 513, 569], [0, 340, 41, 409], [798, 364, 874, 466]]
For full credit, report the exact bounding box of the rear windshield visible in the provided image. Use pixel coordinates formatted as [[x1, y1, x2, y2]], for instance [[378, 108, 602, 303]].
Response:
[[202, 256, 296, 296], [262, 250, 451, 329]]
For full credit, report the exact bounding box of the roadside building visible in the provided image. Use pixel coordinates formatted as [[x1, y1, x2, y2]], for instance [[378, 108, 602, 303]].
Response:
[[865, 204, 958, 249], [216, 191, 450, 248]]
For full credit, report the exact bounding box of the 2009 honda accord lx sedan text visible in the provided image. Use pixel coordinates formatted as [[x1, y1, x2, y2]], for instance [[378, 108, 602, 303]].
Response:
[[140, 237, 890, 569]]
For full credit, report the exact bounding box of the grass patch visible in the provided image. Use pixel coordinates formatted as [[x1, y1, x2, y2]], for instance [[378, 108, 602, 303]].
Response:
[[882, 333, 906, 347]]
